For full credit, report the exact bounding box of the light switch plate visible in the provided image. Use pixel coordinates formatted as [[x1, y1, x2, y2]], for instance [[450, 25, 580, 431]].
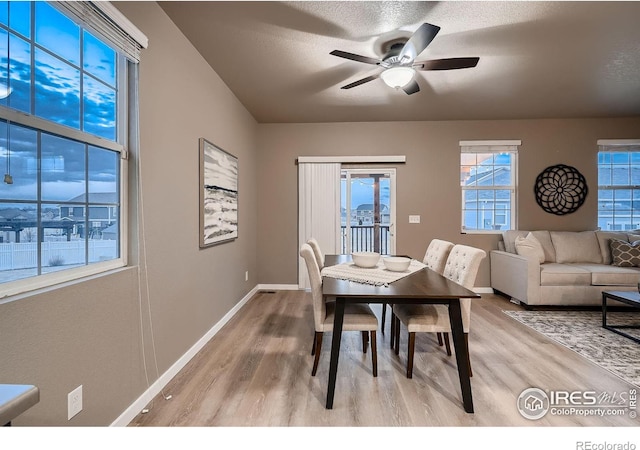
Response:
[[409, 215, 421, 224]]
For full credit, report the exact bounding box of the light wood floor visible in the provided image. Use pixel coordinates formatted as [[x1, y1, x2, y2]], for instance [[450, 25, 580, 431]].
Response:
[[128, 290, 638, 427]]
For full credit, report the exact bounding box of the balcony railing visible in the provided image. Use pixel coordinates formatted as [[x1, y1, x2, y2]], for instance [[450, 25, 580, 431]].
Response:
[[341, 225, 390, 255]]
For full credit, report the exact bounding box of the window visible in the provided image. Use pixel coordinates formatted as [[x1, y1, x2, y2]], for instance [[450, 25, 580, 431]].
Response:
[[460, 140, 520, 233], [0, 1, 146, 297], [597, 139, 640, 232]]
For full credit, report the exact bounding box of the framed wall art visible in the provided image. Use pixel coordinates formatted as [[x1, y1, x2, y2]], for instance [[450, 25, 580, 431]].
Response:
[[199, 138, 238, 247]]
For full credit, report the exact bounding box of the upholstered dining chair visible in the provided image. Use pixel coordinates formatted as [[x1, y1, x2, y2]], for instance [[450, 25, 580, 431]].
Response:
[[423, 238, 455, 274], [389, 239, 454, 349], [300, 243, 379, 377], [392, 244, 486, 378], [307, 237, 325, 269]]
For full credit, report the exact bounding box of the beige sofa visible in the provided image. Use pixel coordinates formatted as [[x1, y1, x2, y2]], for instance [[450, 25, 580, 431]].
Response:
[[490, 230, 640, 306]]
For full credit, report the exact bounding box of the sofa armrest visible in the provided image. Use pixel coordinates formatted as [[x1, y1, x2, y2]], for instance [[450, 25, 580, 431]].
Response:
[[490, 250, 541, 304]]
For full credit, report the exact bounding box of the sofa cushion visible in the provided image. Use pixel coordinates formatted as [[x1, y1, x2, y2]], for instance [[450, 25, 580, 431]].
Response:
[[595, 231, 629, 264], [610, 239, 640, 267], [502, 230, 528, 254], [530, 231, 556, 262], [627, 233, 640, 243], [540, 263, 592, 286], [550, 231, 602, 264], [515, 233, 545, 263], [503, 230, 555, 261], [571, 263, 640, 286]]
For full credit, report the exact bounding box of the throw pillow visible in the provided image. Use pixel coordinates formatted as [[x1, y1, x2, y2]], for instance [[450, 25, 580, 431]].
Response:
[[515, 232, 545, 263], [610, 239, 640, 267]]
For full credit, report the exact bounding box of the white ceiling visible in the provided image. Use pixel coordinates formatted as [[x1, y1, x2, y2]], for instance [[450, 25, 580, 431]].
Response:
[[158, 1, 640, 124]]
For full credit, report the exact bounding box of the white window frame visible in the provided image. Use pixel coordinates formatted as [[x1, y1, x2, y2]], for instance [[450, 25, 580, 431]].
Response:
[[0, 1, 146, 299], [460, 140, 520, 234], [597, 139, 640, 232]]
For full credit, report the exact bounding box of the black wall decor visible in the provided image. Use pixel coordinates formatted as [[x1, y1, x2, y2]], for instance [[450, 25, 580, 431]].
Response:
[[534, 164, 588, 215]]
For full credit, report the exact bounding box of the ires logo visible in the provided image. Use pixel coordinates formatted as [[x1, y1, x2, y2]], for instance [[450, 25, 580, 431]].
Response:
[[517, 388, 637, 420]]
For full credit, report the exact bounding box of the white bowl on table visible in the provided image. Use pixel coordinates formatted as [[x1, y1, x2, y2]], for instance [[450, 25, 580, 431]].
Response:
[[351, 252, 380, 268], [383, 256, 412, 272]]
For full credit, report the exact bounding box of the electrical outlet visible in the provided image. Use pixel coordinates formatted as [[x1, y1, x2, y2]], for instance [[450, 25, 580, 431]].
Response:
[[68, 385, 83, 420], [409, 215, 421, 224], [245, 271, 249, 281]]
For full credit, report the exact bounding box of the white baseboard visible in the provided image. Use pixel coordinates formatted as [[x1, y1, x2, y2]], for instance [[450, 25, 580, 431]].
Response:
[[110, 284, 260, 426], [256, 283, 300, 291], [474, 287, 494, 294]]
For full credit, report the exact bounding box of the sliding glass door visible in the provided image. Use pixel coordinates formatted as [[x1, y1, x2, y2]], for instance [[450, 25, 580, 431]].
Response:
[[341, 168, 396, 255]]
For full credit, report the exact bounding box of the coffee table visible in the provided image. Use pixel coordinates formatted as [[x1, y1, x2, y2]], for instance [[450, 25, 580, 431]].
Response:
[[602, 290, 640, 344]]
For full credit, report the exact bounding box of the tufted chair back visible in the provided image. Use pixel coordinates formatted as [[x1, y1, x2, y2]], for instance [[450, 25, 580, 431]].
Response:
[[423, 239, 455, 274], [300, 243, 326, 331], [442, 244, 486, 331]]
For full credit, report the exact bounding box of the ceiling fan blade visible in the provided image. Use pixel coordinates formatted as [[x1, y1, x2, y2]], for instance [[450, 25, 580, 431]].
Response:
[[414, 57, 480, 71], [398, 23, 441, 63], [330, 50, 382, 65], [340, 74, 379, 90], [402, 79, 420, 95]]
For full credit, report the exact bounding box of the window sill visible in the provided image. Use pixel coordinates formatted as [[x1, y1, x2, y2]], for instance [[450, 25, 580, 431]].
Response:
[[0, 259, 128, 303], [460, 230, 506, 235]]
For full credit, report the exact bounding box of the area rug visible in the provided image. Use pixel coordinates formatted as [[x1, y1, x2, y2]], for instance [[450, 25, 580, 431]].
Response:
[[503, 310, 640, 388]]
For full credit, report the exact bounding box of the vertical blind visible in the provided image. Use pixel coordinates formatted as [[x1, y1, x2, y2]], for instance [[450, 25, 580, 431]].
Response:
[[298, 162, 341, 289]]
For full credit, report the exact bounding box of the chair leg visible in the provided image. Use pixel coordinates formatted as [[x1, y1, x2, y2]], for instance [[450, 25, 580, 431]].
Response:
[[381, 303, 386, 335], [311, 332, 323, 376], [370, 331, 378, 377], [390, 311, 396, 349], [361, 331, 369, 353], [437, 332, 443, 346], [311, 335, 316, 355], [394, 316, 401, 355], [443, 332, 452, 356], [465, 333, 473, 377], [407, 332, 415, 379]]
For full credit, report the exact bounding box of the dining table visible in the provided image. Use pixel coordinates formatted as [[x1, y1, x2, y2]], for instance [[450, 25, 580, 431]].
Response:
[[321, 254, 481, 412]]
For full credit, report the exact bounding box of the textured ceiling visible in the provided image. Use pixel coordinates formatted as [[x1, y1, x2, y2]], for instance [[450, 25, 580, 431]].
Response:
[[158, 1, 640, 124]]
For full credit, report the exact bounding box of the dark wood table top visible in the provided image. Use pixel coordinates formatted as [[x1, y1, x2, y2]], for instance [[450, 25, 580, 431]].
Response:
[[322, 254, 481, 302]]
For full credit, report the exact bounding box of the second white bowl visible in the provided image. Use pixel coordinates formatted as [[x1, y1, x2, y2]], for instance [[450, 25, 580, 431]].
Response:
[[383, 256, 411, 272]]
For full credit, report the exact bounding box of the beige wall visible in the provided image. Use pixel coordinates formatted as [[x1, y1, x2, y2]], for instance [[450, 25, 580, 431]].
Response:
[[256, 118, 640, 287], [0, 2, 258, 426]]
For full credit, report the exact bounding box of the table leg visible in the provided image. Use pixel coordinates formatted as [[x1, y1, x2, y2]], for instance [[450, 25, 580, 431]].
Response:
[[326, 297, 345, 409], [602, 293, 607, 328], [448, 298, 474, 413]]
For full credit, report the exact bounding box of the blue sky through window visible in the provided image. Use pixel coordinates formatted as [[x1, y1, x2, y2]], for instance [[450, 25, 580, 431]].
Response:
[[1, 1, 119, 205]]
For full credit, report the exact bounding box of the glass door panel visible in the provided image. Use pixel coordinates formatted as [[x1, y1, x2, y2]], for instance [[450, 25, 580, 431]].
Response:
[[341, 168, 395, 255]]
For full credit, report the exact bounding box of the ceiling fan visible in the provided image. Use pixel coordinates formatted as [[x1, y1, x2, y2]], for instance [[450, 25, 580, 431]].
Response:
[[330, 22, 479, 95]]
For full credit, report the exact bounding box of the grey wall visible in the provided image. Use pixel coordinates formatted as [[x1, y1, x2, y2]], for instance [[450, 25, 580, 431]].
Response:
[[256, 118, 640, 287], [0, 2, 259, 426]]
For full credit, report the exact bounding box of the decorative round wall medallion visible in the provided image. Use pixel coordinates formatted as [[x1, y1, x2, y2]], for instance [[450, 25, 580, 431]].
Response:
[[534, 164, 588, 215]]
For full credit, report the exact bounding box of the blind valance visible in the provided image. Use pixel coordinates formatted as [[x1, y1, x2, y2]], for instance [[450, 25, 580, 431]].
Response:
[[598, 139, 640, 152], [53, 1, 148, 63], [460, 140, 521, 153]]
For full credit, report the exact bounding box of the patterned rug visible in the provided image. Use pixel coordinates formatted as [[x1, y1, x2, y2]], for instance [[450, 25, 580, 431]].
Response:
[[503, 310, 640, 388]]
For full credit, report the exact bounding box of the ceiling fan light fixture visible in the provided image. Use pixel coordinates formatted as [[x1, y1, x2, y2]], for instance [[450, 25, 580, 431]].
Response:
[[380, 67, 415, 89]]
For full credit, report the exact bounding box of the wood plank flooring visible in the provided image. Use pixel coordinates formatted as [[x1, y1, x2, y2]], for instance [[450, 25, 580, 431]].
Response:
[[128, 290, 638, 427]]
